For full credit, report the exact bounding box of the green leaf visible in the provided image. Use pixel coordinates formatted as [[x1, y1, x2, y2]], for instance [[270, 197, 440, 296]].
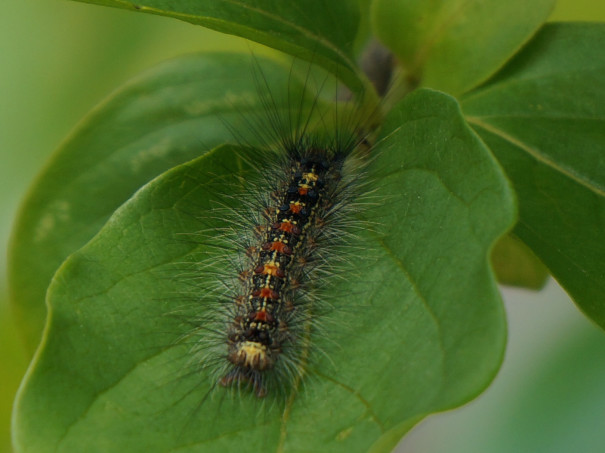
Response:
[[370, 0, 555, 95], [13, 90, 515, 452], [8, 53, 307, 353], [491, 234, 549, 290], [73, 0, 370, 96], [462, 23, 605, 329]]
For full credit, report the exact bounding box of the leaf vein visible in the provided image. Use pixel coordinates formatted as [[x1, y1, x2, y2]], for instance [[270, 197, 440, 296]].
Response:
[[466, 116, 605, 197]]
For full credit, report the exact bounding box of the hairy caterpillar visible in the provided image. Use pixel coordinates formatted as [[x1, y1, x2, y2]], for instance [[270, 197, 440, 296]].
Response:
[[171, 56, 379, 401]]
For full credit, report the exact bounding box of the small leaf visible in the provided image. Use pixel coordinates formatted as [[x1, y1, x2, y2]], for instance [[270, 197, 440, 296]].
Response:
[[491, 234, 549, 290], [371, 0, 556, 95], [74, 0, 370, 96], [13, 90, 514, 452], [8, 53, 307, 353], [462, 23, 605, 329]]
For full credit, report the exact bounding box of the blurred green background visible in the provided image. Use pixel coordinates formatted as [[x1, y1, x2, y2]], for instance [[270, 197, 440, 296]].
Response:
[[1, 1, 604, 452]]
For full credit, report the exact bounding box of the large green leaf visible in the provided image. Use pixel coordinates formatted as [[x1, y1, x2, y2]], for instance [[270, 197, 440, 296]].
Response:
[[13, 90, 515, 452], [73, 0, 370, 96], [8, 53, 309, 353], [371, 0, 555, 95], [462, 23, 605, 329]]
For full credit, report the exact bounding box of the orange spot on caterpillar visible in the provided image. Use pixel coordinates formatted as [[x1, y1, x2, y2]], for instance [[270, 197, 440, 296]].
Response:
[[253, 287, 279, 300], [262, 241, 292, 255], [251, 310, 274, 323], [289, 202, 303, 214], [254, 263, 285, 278], [273, 221, 301, 234]]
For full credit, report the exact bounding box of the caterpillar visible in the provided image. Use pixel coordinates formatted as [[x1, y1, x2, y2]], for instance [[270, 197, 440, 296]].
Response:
[[173, 57, 379, 401], [220, 144, 362, 397]]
